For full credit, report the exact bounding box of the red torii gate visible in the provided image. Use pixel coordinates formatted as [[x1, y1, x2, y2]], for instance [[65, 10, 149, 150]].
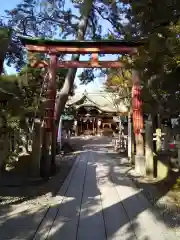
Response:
[[20, 37, 144, 132], [20, 37, 144, 175]]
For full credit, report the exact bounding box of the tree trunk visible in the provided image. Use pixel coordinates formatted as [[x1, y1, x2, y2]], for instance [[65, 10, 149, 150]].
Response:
[[40, 127, 51, 179], [31, 121, 42, 177], [51, 120, 57, 175], [55, 0, 94, 123]]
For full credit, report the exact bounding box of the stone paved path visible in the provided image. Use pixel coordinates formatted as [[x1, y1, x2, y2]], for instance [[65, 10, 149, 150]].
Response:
[[0, 137, 179, 239]]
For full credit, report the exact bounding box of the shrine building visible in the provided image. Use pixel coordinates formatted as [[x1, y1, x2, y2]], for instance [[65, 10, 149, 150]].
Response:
[[62, 90, 128, 136]]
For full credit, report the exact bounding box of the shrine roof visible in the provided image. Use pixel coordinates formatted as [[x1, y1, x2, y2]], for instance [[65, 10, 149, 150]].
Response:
[[64, 90, 128, 114], [20, 36, 144, 48]]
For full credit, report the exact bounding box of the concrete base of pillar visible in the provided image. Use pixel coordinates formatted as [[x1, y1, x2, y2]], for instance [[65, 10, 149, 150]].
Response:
[[134, 155, 145, 176]]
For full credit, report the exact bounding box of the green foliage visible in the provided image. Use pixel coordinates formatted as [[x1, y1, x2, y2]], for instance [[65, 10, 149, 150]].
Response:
[[116, 1, 180, 117], [104, 57, 132, 110], [1, 0, 179, 118], [0, 63, 69, 132], [0, 27, 12, 58]]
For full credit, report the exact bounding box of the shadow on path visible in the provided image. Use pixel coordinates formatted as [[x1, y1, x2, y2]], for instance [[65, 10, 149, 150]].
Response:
[[0, 137, 179, 239]]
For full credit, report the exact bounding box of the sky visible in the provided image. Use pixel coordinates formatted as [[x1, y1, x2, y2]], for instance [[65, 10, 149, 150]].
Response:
[[0, 0, 119, 93]]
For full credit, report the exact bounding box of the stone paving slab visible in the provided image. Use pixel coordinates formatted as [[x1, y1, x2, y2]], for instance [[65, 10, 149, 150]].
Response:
[[35, 148, 178, 240], [77, 151, 106, 240], [0, 139, 179, 240]]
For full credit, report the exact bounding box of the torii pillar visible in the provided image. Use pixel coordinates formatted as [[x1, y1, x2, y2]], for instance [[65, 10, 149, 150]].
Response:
[[132, 70, 145, 176]]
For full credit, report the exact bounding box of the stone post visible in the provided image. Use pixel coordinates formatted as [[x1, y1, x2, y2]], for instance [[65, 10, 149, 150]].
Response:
[[156, 128, 162, 152], [145, 119, 154, 178], [135, 134, 145, 175], [153, 128, 165, 153], [128, 112, 132, 162]]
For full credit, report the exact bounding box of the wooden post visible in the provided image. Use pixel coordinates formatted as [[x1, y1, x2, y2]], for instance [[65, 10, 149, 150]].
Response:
[[145, 119, 154, 179]]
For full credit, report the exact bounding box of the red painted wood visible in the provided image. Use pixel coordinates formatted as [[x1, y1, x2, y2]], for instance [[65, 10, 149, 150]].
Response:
[[26, 44, 136, 54], [30, 60, 125, 68], [132, 76, 144, 134], [44, 55, 57, 131]]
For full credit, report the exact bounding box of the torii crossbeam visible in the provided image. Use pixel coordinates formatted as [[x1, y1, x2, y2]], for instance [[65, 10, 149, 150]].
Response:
[[20, 37, 143, 68]]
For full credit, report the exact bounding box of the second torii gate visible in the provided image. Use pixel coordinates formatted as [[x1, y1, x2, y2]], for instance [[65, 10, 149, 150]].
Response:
[[20, 36, 144, 177]]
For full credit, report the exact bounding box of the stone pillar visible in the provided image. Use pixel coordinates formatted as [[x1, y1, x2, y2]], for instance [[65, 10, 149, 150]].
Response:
[[145, 119, 154, 179], [135, 134, 145, 175], [153, 128, 164, 153], [128, 112, 132, 161]]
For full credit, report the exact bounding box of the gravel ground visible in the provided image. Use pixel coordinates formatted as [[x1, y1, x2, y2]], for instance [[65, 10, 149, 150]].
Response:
[[0, 152, 78, 211], [109, 148, 180, 237], [131, 177, 180, 237]]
